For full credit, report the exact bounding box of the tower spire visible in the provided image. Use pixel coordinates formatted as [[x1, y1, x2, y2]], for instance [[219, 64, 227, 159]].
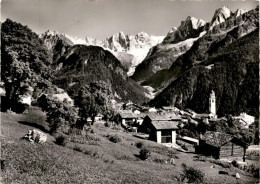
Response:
[[209, 90, 216, 115]]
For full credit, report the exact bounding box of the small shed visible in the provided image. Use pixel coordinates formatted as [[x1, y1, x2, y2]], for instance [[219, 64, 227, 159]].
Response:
[[196, 131, 248, 161]]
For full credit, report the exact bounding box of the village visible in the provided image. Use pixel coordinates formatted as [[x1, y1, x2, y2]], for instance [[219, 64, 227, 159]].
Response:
[[90, 90, 257, 164]]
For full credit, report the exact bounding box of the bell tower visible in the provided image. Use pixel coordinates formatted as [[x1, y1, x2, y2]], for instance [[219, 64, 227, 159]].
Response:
[[209, 90, 216, 115]]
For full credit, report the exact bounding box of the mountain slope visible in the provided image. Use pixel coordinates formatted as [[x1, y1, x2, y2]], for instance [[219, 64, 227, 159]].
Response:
[[149, 28, 259, 117], [131, 16, 207, 83], [53, 45, 148, 104], [40, 30, 73, 65], [47, 31, 165, 75], [132, 6, 258, 90]]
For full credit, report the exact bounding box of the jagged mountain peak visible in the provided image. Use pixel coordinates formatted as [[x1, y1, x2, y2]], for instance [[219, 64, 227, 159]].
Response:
[[136, 31, 149, 37], [182, 16, 206, 30], [234, 8, 247, 17], [167, 27, 177, 35], [215, 6, 232, 17], [162, 16, 206, 44], [211, 6, 232, 27], [111, 31, 126, 38], [44, 30, 60, 36]]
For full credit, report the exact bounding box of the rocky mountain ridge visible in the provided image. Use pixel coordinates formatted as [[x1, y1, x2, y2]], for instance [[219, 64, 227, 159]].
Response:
[[148, 6, 259, 117], [41, 30, 165, 75], [131, 6, 257, 88]]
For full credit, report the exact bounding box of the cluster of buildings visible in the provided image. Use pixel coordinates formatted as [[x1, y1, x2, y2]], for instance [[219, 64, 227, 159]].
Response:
[[113, 90, 255, 162]]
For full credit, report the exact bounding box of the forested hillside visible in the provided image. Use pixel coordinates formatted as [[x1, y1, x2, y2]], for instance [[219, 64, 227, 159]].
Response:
[[53, 45, 148, 104], [150, 29, 259, 117]]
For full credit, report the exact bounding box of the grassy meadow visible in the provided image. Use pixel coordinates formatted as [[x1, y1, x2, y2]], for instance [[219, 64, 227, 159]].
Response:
[[0, 108, 258, 183]]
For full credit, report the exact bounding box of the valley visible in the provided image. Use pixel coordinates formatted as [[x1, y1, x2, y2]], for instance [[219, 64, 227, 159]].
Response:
[[1, 2, 259, 184]]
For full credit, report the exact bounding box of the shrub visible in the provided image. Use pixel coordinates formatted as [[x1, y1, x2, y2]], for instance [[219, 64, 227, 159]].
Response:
[[181, 144, 188, 151], [55, 135, 67, 146], [181, 163, 205, 184], [231, 160, 239, 168], [104, 122, 110, 127], [106, 134, 121, 143], [176, 140, 188, 151], [1, 159, 6, 171], [246, 150, 260, 160], [135, 142, 144, 149], [111, 125, 120, 130], [73, 145, 84, 152], [139, 148, 151, 160], [153, 158, 166, 164], [246, 164, 259, 178]]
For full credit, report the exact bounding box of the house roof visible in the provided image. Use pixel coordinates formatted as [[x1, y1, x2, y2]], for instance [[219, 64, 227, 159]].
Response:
[[147, 113, 181, 121], [202, 131, 233, 148], [195, 113, 210, 119], [180, 136, 199, 144], [151, 121, 179, 130], [119, 111, 137, 119], [162, 106, 174, 110]]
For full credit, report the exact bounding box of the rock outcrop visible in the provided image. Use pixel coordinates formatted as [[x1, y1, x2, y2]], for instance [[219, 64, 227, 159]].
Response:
[[24, 129, 47, 143]]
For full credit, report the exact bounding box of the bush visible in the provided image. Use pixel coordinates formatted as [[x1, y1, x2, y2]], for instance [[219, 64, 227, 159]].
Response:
[[104, 122, 110, 127], [246, 150, 260, 160], [231, 160, 239, 168], [181, 144, 188, 151], [135, 142, 144, 149], [153, 158, 166, 164], [176, 140, 188, 151], [246, 164, 259, 178], [106, 134, 121, 143], [139, 148, 151, 160], [55, 135, 67, 146], [73, 145, 84, 152], [181, 163, 205, 183]]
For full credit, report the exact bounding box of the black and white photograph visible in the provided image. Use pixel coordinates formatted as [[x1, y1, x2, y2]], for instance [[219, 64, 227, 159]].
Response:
[[1, 0, 259, 183]]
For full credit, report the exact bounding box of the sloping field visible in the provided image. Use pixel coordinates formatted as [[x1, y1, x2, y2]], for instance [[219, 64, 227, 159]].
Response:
[[0, 109, 257, 184]]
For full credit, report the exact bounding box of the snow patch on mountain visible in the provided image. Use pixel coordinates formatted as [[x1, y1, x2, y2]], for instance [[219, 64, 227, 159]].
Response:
[[63, 31, 164, 75], [190, 17, 206, 29], [234, 9, 247, 17], [167, 27, 177, 36], [211, 6, 232, 27], [65, 34, 87, 45]]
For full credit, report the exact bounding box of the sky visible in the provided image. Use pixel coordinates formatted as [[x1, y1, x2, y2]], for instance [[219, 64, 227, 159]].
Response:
[[1, 0, 258, 39]]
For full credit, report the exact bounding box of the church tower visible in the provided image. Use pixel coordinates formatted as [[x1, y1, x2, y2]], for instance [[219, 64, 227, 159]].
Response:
[[209, 90, 216, 115]]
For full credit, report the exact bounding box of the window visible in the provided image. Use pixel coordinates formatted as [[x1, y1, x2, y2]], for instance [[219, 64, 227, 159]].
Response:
[[161, 130, 172, 143]]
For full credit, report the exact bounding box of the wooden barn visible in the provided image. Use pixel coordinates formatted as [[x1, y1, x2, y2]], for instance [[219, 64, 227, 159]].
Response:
[[196, 131, 248, 161]]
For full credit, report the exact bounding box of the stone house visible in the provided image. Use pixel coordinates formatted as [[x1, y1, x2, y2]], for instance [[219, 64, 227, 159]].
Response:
[[233, 113, 255, 128], [114, 111, 138, 128], [139, 113, 181, 144]]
